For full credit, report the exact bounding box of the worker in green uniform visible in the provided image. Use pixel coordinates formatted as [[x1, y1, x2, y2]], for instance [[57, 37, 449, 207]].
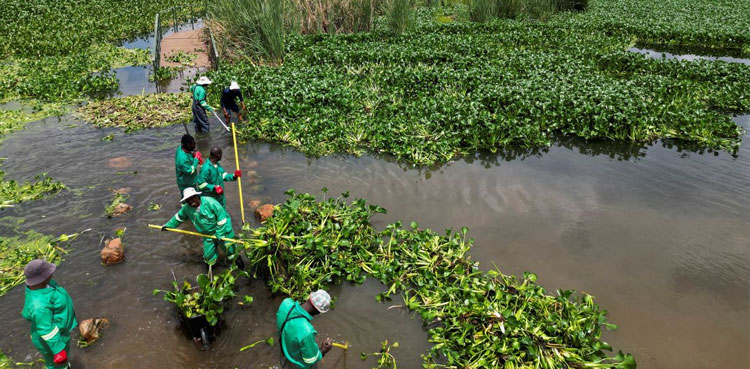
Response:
[[190, 76, 215, 133], [276, 290, 333, 369], [162, 187, 240, 267], [22, 259, 77, 369], [175, 134, 204, 196], [196, 147, 242, 209]]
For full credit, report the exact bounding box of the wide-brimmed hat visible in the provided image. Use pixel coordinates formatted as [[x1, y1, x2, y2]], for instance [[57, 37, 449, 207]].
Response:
[[229, 81, 240, 90], [308, 290, 331, 313], [24, 259, 56, 286], [196, 76, 212, 85], [180, 187, 202, 203]]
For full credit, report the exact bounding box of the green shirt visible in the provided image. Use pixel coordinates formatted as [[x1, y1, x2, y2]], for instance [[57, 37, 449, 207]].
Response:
[[190, 84, 214, 111], [175, 146, 200, 192], [196, 160, 236, 208], [22, 280, 77, 356], [164, 196, 233, 237], [276, 298, 322, 369]]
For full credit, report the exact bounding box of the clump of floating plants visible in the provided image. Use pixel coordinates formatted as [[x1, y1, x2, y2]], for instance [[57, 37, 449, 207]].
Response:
[[0, 166, 65, 207], [0, 231, 81, 296], [154, 266, 249, 326], [77, 93, 191, 132], [237, 190, 637, 368]]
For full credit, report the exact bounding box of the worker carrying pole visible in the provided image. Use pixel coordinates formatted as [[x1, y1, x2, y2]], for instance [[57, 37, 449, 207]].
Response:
[[276, 290, 334, 369], [22, 260, 77, 369], [196, 147, 241, 210], [161, 187, 244, 269]]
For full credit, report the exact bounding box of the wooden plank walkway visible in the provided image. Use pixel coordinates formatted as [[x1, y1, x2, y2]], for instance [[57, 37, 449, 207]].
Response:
[[160, 28, 211, 68]]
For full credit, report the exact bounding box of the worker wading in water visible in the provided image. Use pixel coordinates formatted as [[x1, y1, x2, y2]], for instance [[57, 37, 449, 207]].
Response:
[[190, 76, 215, 133], [197, 147, 241, 209], [276, 290, 333, 369], [162, 187, 243, 268], [175, 134, 203, 196], [221, 81, 246, 124], [22, 259, 77, 369]]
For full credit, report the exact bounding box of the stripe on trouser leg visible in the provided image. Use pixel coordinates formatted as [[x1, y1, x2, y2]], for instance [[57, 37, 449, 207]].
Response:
[[41, 326, 59, 341]]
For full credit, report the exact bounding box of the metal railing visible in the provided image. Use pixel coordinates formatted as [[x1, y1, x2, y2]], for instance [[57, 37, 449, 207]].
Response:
[[152, 3, 219, 71]]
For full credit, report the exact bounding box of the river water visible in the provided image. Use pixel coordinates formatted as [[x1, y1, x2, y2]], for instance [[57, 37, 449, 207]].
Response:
[[0, 37, 747, 369]]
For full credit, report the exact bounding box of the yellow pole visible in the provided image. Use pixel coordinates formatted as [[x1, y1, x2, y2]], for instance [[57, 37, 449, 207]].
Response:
[[231, 122, 246, 224], [147, 224, 251, 245], [332, 342, 349, 350]]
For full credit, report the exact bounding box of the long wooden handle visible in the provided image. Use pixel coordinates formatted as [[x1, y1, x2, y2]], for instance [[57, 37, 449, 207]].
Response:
[[231, 122, 246, 224]]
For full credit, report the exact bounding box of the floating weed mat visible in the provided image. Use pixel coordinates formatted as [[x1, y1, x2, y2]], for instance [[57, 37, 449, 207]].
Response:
[[0, 103, 67, 141], [77, 93, 191, 132], [0, 168, 65, 207], [205, 7, 749, 165], [0, 231, 80, 297], [238, 190, 636, 368]]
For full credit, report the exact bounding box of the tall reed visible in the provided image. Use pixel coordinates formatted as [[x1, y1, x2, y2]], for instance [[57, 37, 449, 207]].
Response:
[[208, 0, 287, 63], [469, 0, 497, 22], [386, 0, 414, 33]]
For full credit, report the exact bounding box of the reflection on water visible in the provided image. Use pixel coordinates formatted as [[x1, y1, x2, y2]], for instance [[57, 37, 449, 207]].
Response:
[[628, 46, 750, 65], [0, 113, 746, 369]]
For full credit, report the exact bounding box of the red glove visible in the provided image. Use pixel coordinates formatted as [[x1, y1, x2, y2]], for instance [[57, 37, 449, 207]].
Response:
[[194, 151, 203, 165], [234, 169, 242, 178], [215, 185, 223, 195], [53, 350, 67, 364]]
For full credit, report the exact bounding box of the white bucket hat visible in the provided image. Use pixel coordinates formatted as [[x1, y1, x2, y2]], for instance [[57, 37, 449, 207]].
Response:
[[180, 187, 202, 203], [196, 76, 212, 85], [308, 290, 331, 313], [229, 81, 240, 90]]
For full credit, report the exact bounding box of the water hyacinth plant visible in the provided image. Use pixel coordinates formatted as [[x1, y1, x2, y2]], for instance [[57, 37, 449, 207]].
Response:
[[235, 190, 637, 368], [154, 267, 249, 326]]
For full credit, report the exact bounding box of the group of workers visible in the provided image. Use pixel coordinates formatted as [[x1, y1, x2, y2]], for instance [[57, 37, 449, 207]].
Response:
[[20, 76, 332, 369]]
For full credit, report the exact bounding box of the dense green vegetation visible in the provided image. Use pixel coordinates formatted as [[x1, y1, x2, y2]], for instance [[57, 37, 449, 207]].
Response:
[[577, 0, 749, 54], [203, 5, 748, 164], [0, 0, 195, 103], [236, 190, 636, 368]]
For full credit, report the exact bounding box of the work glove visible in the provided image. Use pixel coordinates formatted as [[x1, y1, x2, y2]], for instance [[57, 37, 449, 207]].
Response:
[[215, 185, 223, 195], [194, 151, 203, 165], [161, 226, 168, 232], [53, 350, 67, 364], [234, 169, 242, 178]]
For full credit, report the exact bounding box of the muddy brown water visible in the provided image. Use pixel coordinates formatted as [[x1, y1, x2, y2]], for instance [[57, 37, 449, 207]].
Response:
[[0, 112, 747, 369], [0, 33, 748, 368]]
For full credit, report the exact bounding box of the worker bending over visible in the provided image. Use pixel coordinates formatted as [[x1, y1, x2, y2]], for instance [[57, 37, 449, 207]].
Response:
[[196, 147, 241, 209], [22, 259, 77, 369], [276, 290, 333, 369], [162, 188, 241, 267], [221, 81, 246, 124], [175, 134, 203, 196]]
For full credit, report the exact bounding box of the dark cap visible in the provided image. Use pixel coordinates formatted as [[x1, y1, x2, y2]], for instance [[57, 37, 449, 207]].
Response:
[[24, 259, 56, 286]]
